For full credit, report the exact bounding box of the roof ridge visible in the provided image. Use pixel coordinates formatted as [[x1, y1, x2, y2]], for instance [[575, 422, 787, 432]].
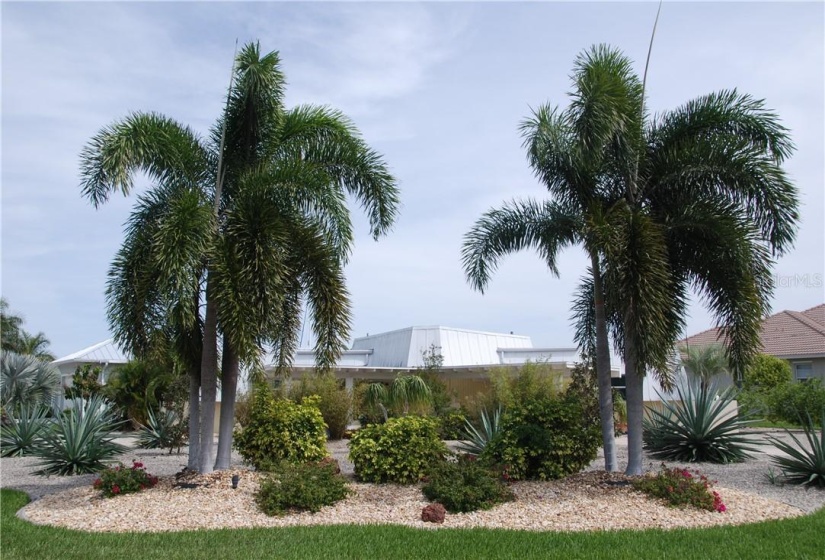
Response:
[[801, 303, 825, 327], [785, 310, 825, 337], [679, 325, 723, 344]]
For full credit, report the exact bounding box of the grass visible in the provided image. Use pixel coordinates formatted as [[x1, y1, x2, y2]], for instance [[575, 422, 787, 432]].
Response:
[[749, 419, 802, 430], [2, 489, 824, 559]]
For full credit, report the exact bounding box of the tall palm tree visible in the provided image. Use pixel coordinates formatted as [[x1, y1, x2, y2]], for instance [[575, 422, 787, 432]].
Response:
[[80, 42, 399, 473], [462, 47, 645, 472], [569, 47, 798, 475]]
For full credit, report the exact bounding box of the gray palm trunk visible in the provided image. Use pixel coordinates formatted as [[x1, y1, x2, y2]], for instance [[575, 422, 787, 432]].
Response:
[[624, 336, 644, 476], [187, 369, 201, 471], [591, 254, 617, 472], [214, 341, 239, 470], [198, 275, 219, 473]]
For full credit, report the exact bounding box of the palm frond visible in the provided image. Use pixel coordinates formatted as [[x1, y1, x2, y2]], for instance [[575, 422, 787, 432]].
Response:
[[80, 112, 210, 208], [462, 199, 581, 292]]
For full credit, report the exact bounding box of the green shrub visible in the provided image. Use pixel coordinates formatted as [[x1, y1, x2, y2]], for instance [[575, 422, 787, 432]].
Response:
[[643, 382, 761, 463], [0, 404, 50, 457], [422, 455, 513, 513], [349, 416, 447, 483], [736, 388, 771, 418], [436, 409, 467, 440], [744, 354, 792, 392], [104, 359, 186, 429], [93, 460, 159, 497], [767, 380, 825, 425], [483, 393, 600, 481], [255, 460, 350, 515], [768, 409, 825, 488], [233, 383, 328, 470], [633, 465, 726, 512], [290, 374, 352, 440], [65, 364, 104, 400], [33, 395, 126, 475], [136, 409, 187, 454]]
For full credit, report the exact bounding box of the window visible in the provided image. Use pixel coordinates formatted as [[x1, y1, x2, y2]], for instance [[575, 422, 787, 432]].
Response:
[[793, 362, 813, 382]]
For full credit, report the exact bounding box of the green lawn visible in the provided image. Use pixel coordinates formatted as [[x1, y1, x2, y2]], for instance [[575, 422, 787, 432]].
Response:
[[2, 490, 823, 559]]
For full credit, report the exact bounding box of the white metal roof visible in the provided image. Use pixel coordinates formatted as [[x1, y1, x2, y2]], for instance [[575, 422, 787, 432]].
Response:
[[51, 339, 130, 366]]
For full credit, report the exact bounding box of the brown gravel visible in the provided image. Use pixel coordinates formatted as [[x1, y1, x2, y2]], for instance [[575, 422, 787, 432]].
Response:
[[17, 469, 806, 534]]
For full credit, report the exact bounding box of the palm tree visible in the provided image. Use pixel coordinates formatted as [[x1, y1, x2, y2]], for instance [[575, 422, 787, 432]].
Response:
[[16, 332, 56, 362], [680, 344, 729, 390], [462, 47, 645, 472], [0, 351, 61, 411], [0, 299, 24, 352], [568, 46, 798, 475], [79, 42, 399, 473]]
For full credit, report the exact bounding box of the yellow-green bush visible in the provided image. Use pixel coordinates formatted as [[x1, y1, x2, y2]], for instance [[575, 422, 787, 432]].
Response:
[[348, 416, 447, 483], [233, 383, 328, 470]]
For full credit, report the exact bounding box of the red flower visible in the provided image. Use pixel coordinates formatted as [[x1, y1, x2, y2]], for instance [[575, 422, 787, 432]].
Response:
[[112, 485, 121, 495], [93, 478, 102, 488]]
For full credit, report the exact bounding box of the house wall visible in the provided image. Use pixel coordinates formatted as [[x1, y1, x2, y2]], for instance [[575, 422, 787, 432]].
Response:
[[786, 357, 825, 382]]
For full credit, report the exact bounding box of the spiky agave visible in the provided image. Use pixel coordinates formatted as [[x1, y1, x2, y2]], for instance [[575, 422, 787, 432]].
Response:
[[769, 409, 825, 487], [33, 395, 127, 475], [0, 404, 51, 457], [643, 381, 761, 463]]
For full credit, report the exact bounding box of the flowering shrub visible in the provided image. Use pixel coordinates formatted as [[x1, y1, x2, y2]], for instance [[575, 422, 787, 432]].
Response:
[[93, 460, 159, 498], [633, 464, 726, 513]]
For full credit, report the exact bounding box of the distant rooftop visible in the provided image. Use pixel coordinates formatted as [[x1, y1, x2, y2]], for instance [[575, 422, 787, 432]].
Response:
[[681, 304, 825, 359], [288, 325, 585, 370], [51, 338, 129, 366]]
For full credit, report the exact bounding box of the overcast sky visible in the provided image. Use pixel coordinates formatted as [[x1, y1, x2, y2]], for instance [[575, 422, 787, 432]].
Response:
[[2, 1, 823, 359]]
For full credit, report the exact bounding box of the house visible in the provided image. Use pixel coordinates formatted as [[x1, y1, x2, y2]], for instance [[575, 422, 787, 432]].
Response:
[[275, 325, 622, 401], [680, 304, 825, 383], [51, 340, 232, 433], [50, 339, 129, 409]]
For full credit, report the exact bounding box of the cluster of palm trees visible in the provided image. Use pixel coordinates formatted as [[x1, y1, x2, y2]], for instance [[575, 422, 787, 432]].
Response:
[[462, 45, 798, 474], [81, 42, 798, 476], [79, 42, 400, 473]]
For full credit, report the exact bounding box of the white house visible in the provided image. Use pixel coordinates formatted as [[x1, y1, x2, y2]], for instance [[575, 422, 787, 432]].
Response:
[[277, 325, 622, 400]]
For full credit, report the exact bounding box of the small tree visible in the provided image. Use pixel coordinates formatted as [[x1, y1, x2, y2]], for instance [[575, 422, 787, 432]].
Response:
[[680, 345, 730, 390], [363, 375, 432, 422], [65, 365, 104, 400]]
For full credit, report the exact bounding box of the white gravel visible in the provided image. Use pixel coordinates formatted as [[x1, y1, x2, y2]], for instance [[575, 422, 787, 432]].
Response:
[[1, 429, 822, 533]]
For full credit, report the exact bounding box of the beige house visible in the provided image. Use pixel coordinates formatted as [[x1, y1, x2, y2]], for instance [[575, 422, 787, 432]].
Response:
[[681, 304, 825, 383]]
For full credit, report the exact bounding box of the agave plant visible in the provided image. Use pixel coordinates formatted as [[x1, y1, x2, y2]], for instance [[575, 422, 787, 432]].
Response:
[[0, 404, 51, 457], [457, 406, 502, 456], [33, 395, 127, 475], [643, 381, 761, 463], [768, 409, 825, 488], [136, 408, 188, 454]]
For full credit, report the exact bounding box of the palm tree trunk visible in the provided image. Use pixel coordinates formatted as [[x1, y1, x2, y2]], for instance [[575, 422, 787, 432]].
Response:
[[624, 334, 644, 476], [591, 254, 617, 472], [198, 272, 219, 473], [214, 340, 238, 470], [187, 366, 201, 471]]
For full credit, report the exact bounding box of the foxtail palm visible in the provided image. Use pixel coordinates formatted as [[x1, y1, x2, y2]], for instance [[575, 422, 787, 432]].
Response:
[[568, 46, 798, 474], [462, 47, 646, 472], [80, 42, 399, 473]]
